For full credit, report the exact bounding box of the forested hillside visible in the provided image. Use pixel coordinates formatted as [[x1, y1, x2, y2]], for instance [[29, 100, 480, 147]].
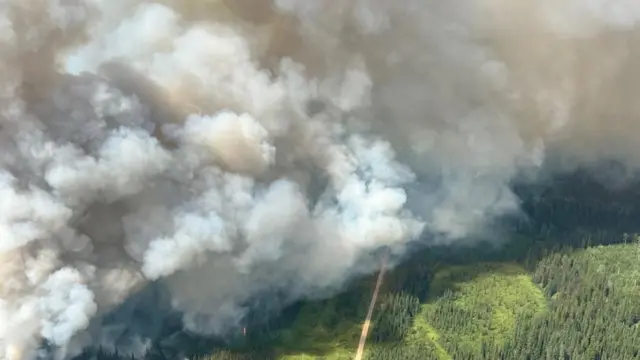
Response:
[[77, 176, 640, 360]]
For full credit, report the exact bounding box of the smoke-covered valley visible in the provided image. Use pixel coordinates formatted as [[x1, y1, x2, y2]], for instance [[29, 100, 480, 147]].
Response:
[[1, 0, 639, 359]]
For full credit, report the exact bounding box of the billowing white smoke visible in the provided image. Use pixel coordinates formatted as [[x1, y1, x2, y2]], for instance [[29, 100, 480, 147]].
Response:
[[1, 0, 639, 358]]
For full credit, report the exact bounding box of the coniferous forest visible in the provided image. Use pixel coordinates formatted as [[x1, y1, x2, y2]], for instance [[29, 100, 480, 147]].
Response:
[[75, 173, 640, 360]]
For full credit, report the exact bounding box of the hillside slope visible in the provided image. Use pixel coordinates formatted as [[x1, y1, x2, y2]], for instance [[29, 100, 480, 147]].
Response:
[[193, 242, 640, 360]]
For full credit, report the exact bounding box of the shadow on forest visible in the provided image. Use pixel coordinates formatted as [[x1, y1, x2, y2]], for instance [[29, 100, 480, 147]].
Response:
[[425, 263, 528, 300]]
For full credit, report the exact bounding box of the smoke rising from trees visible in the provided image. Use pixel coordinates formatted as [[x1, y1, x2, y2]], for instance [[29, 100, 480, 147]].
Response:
[[0, 0, 639, 359]]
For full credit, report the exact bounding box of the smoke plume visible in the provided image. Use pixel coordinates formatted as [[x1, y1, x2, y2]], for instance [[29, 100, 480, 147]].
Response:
[[1, 0, 639, 358]]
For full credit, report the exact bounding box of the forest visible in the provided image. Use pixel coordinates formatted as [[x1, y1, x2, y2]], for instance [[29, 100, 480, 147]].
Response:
[[76, 172, 640, 360]]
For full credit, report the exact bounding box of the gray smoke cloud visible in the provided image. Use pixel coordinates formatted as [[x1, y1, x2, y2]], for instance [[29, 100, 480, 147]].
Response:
[[1, 0, 639, 358]]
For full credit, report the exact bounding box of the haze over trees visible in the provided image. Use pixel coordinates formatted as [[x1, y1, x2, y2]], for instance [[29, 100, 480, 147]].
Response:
[[76, 176, 640, 360]]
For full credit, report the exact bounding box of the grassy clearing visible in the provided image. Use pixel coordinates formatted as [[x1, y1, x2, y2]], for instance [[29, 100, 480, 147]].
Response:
[[266, 263, 547, 360], [418, 263, 547, 358]]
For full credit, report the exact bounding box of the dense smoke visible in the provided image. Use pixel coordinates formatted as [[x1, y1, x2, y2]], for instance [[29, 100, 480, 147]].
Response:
[[1, 0, 639, 359]]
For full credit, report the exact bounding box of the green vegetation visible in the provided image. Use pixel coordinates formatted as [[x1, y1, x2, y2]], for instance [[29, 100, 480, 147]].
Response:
[[77, 177, 640, 360], [274, 296, 363, 359], [193, 241, 640, 360], [422, 263, 547, 358], [79, 241, 640, 360], [499, 245, 640, 360], [78, 241, 640, 360]]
